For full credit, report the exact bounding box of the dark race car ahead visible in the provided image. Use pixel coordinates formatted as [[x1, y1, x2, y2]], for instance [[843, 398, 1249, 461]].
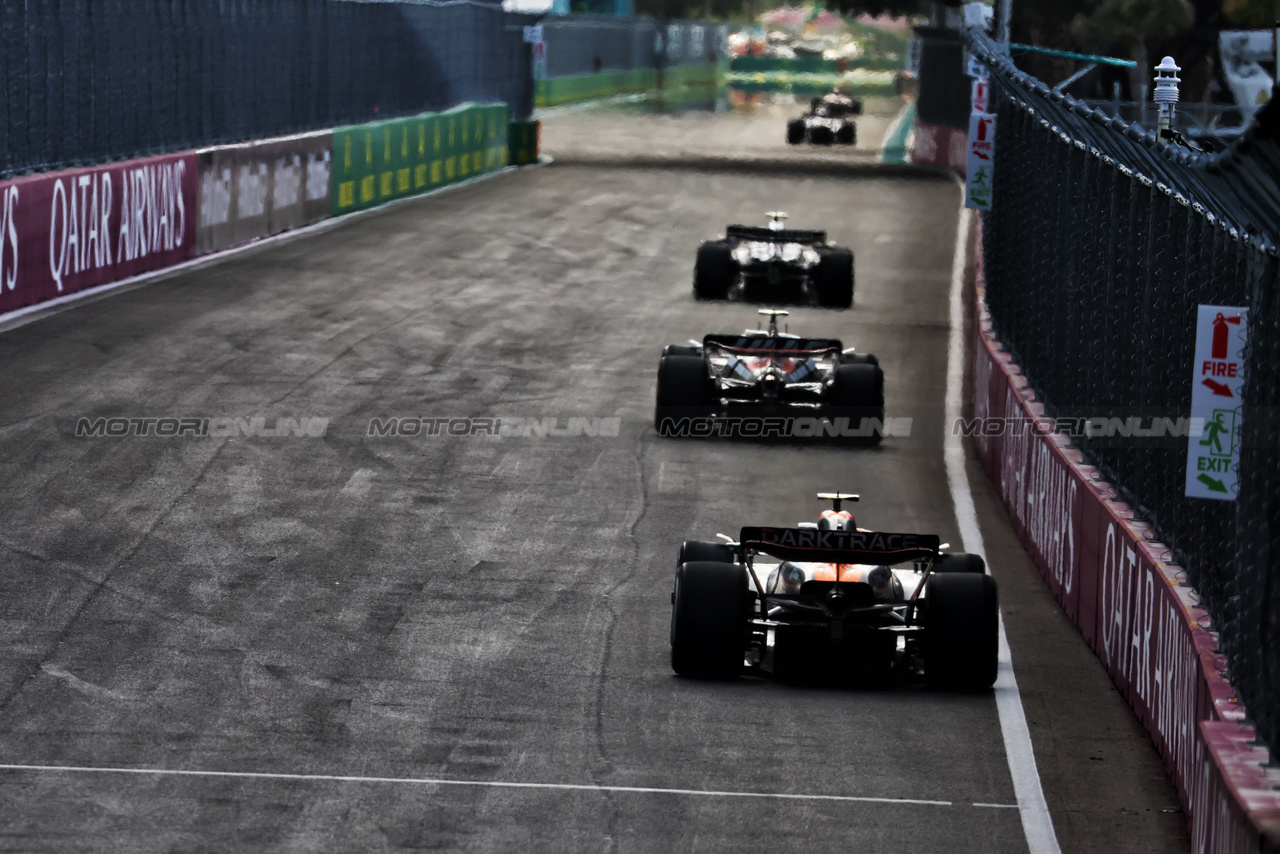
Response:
[[655, 309, 883, 443], [786, 92, 862, 146], [669, 493, 998, 689], [693, 212, 854, 307]]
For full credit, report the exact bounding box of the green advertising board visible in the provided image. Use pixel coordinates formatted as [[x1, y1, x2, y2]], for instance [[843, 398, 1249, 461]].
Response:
[[331, 103, 510, 217]]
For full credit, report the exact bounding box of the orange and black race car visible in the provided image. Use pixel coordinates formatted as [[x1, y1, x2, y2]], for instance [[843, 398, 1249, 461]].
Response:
[[668, 493, 998, 688], [655, 309, 883, 443]]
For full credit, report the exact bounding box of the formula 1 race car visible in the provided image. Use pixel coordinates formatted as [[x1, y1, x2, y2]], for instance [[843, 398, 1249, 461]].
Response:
[[786, 92, 861, 146], [693, 212, 854, 307], [669, 493, 998, 689], [655, 309, 883, 442]]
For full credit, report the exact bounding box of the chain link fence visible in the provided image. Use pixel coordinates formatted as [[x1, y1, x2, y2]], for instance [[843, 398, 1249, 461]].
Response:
[[0, 0, 534, 180], [539, 16, 726, 76], [969, 29, 1280, 756]]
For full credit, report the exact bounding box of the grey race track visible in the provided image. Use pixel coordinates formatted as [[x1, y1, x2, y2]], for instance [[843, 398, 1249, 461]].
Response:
[[0, 107, 1189, 852]]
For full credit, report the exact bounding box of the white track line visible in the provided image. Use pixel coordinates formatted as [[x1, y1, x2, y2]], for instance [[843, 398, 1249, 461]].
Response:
[[945, 201, 1061, 854], [0, 763, 976, 807]]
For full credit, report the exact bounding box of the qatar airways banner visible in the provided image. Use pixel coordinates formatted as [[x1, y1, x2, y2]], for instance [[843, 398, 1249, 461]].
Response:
[[0, 152, 198, 316], [970, 223, 1280, 851]]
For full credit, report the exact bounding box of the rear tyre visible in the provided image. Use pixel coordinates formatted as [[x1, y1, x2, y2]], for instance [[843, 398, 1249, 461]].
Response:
[[693, 241, 735, 300], [677, 540, 735, 567], [924, 573, 999, 690], [655, 355, 711, 435], [810, 125, 835, 145], [670, 561, 749, 678], [840, 352, 879, 368], [827, 363, 885, 445], [814, 248, 854, 308], [934, 553, 987, 574], [836, 123, 855, 145], [786, 119, 806, 145]]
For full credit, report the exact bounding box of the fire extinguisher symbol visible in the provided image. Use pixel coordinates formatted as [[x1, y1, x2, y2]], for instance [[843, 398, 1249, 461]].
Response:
[[1211, 312, 1241, 359]]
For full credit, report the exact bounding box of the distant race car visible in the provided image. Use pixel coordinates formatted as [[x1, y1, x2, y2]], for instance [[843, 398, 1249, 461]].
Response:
[[693, 212, 854, 307], [655, 309, 883, 442], [668, 493, 998, 688], [786, 92, 862, 146]]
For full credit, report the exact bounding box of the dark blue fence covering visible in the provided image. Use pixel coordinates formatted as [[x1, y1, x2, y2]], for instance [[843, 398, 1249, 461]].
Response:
[[969, 28, 1280, 758], [0, 0, 535, 179]]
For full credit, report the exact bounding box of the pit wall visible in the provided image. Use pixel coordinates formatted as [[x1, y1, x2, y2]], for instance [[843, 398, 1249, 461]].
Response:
[[970, 221, 1280, 852], [0, 105, 538, 321]]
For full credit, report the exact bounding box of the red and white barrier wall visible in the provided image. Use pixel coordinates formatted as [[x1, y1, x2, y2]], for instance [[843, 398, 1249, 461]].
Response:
[[971, 223, 1280, 852]]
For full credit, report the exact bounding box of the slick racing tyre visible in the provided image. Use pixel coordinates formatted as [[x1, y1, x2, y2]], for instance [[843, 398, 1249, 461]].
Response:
[[835, 123, 856, 145], [670, 561, 749, 679], [924, 572, 999, 690], [677, 540, 736, 567], [815, 247, 854, 308], [809, 125, 835, 145], [786, 119, 806, 145], [933, 553, 987, 574], [840, 352, 880, 368], [693, 241, 735, 300], [655, 355, 712, 435], [662, 344, 701, 358], [827, 363, 885, 445]]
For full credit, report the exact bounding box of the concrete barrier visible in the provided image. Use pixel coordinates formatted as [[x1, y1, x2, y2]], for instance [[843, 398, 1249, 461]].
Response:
[[971, 221, 1280, 852]]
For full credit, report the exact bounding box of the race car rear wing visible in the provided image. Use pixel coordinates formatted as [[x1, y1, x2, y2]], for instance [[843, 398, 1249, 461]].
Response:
[[739, 526, 940, 565], [702, 335, 843, 354], [725, 225, 827, 245]]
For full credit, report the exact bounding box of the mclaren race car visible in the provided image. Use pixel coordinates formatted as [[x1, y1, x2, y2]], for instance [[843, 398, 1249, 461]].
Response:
[[655, 309, 884, 442], [693, 212, 854, 307], [786, 92, 861, 146], [669, 493, 998, 688]]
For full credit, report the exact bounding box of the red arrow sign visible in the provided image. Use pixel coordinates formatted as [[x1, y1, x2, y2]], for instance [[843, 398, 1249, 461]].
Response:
[[1202, 378, 1234, 397]]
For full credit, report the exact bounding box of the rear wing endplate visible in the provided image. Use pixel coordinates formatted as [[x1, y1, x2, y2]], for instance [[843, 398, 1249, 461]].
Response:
[[739, 526, 940, 565]]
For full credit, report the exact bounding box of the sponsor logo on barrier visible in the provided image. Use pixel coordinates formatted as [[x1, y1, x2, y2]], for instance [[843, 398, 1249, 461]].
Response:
[[49, 160, 188, 292], [1, 185, 19, 292], [0, 152, 197, 314], [196, 134, 332, 256]]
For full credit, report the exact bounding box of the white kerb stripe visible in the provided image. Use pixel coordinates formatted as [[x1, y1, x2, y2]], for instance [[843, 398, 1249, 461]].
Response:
[[946, 199, 1062, 854]]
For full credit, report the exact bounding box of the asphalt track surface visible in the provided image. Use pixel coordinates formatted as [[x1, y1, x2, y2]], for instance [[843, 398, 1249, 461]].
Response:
[[0, 105, 1190, 852]]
